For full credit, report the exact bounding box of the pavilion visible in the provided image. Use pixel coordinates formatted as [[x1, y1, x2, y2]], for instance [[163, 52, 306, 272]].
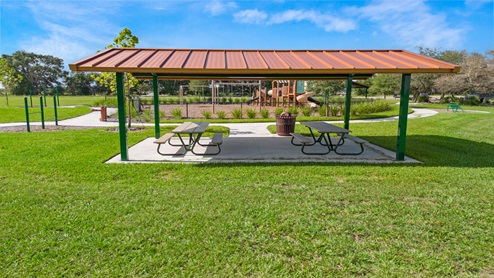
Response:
[[69, 48, 460, 161]]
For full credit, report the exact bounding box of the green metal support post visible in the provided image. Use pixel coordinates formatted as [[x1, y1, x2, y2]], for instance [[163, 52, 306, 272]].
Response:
[[53, 95, 58, 126], [344, 75, 353, 130], [40, 96, 45, 129], [152, 74, 160, 139], [116, 72, 128, 161], [24, 97, 30, 132], [396, 74, 411, 161]]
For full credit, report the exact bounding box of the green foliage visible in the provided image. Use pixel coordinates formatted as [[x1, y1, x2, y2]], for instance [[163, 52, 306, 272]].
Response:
[[416, 94, 430, 103], [91, 28, 140, 95], [329, 105, 341, 116], [301, 106, 312, 117], [93, 98, 118, 107], [231, 108, 243, 119], [311, 80, 345, 95], [317, 105, 326, 117], [274, 107, 284, 116], [171, 107, 183, 119], [65, 72, 96, 95], [201, 110, 212, 119], [245, 108, 257, 119], [368, 74, 401, 95], [216, 110, 227, 119], [1, 51, 67, 95], [288, 106, 298, 116], [260, 108, 270, 119], [350, 100, 391, 115]]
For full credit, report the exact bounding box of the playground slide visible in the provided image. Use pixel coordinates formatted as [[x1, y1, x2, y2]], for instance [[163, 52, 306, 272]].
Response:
[[307, 97, 322, 107], [246, 96, 259, 104]]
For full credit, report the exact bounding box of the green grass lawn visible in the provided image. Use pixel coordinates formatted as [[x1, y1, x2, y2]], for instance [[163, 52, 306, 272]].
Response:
[[0, 107, 493, 276], [0, 106, 92, 123], [0, 95, 114, 107]]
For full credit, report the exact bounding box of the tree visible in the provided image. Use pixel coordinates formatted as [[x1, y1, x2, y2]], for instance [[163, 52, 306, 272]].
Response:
[[368, 74, 401, 96], [311, 80, 346, 95], [0, 58, 23, 106], [2, 51, 67, 95], [188, 80, 210, 95], [434, 51, 494, 98], [65, 72, 97, 95], [91, 28, 139, 95], [414, 47, 468, 100]]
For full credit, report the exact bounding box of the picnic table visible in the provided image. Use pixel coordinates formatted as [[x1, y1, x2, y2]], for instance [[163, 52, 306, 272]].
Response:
[[154, 122, 223, 155], [290, 121, 367, 155]]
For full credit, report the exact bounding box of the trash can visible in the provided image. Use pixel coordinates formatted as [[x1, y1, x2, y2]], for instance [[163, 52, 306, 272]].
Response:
[[100, 106, 107, 122], [275, 112, 296, 136]]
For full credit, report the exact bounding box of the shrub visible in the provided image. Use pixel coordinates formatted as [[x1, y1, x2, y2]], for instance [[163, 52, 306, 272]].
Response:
[[231, 108, 243, 119], [216, 110, 226, 119], [417, 94, 430, 103], [288, 106, 298, 116], [260, 108, 270, 118], [93, 98, 118, 107], [274, 107, 284, 116], [330, 105, 341, 116], [171, 108, 183, 119], [318, 106, 326, 117], [201, 110, 212, 119], [246, 108, 257, 119], [301, 106, 312, 117]]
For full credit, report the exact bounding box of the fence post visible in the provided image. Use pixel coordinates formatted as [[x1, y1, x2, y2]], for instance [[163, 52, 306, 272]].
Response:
[[24, 97, 30, 132]]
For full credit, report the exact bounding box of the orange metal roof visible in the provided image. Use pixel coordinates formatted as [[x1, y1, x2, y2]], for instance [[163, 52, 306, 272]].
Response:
[[69, 48, 460, 79]]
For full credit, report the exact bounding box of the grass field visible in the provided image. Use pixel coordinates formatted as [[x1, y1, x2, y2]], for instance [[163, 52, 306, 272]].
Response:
[[0, 103, 493, 276]]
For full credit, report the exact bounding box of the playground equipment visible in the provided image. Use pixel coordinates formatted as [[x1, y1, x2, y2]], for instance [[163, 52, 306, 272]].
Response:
[[271, 80, 308, 107], [24, 95, 59, 132]]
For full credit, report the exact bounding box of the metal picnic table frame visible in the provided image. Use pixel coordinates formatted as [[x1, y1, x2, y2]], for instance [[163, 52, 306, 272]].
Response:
[[169, 122, 209, 155], [291, 121, 351, 155]]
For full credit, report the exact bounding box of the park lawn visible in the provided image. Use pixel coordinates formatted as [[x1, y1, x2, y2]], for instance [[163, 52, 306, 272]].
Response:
[[0, 95, 114, 107], [0, 106, 92, 123], [0, 110, 493, 276]]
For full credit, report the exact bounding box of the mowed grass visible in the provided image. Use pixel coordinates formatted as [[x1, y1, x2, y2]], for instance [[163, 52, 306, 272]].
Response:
[[0, 106, 92, 123], [0, 110, 493, 276]]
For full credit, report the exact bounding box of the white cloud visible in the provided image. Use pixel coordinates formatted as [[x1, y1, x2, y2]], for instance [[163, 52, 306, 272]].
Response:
[[465, 0, 492, 9], [267, 9, 356, 32], [234, 9, 268, 24], [354, 0, 464, 49], [19, 0, 119, 64], [205, 0, 237, 16]]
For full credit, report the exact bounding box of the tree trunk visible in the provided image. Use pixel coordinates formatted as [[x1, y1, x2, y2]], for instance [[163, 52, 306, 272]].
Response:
[[5, 91, 8, 106]]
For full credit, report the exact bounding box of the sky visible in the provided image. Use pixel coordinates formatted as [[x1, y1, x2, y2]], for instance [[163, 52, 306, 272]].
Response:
[[1, 0, 493, 67]]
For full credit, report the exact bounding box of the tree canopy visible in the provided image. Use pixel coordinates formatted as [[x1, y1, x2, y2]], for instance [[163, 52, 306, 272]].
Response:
[[2, 51, 67, 95]]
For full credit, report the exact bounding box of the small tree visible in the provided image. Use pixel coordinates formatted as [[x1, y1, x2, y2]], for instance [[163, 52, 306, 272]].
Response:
[[91, 28, 140, 95], [0, 58, 23, 106]]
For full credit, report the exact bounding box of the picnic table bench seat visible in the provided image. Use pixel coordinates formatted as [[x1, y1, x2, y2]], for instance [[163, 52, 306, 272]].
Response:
[[334, 134, 367, 155], [154, 133, 187, 155], [193, 132, 223, 155]]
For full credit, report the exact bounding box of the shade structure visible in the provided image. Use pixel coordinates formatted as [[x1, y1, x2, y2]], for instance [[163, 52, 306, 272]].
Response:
[[69, 48, 460, 162], [70, 48, 460, 80]]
